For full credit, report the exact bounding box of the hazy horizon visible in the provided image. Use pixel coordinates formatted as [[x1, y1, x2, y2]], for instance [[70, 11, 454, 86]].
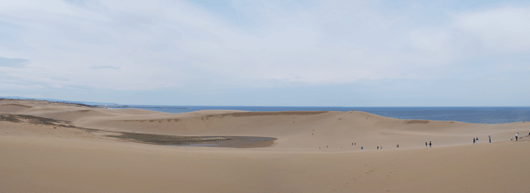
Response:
[[5, 96, 530, 108]]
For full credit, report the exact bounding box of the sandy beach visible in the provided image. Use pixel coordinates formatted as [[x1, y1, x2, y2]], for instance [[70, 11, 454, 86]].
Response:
[[1, 99, 529, 193]]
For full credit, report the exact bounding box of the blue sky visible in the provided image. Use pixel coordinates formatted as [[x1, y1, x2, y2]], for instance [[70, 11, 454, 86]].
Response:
[[1, 0, 530, 106]]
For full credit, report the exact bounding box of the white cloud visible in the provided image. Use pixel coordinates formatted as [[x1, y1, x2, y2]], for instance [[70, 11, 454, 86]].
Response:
[[0, 56, 29, 68], [0, 0, 39, 8], [91, 65, 119, 70], [453, 7, 530, 52], [0, 0, 529, 93]]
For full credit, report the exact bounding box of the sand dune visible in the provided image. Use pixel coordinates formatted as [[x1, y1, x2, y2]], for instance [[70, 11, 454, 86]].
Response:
[[0, 104, 32, 113], [1, 99, 530, 192]]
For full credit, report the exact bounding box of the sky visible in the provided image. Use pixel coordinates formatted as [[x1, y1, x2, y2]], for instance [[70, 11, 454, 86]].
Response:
[[1, 0, 530, 106]]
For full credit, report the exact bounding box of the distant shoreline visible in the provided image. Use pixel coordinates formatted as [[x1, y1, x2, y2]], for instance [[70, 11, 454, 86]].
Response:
[[2, 98, 530, 124]]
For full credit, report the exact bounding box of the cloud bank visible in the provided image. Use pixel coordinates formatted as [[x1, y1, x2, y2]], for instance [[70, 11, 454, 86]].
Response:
[[0, 0, 529, 105], [0, 57, 29, 68]]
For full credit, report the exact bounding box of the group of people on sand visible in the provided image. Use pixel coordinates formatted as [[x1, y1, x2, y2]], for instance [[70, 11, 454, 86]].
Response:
[[322, 132, 528, 150], [473, 136, 493, 144], [349, 143, 386, 150], [472, 133, 530, 144], [319, 141, 402, 151], [425, 141, 432, 147], [511, 132, 527, 141]]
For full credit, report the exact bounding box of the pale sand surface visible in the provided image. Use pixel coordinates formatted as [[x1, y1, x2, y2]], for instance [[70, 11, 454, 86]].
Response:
[[1, 99, 530, 192]]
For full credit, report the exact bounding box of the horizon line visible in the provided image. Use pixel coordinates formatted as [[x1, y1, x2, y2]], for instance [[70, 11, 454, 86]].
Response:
[[2, 97, 530, 108]]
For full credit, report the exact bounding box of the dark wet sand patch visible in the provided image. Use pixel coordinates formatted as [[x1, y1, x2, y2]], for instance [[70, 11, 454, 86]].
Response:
[[121, 111, 328, 122], [0, 114, 20, 123], [123, 118, 180, 123], [0, 104, 32, 108], [405, 120, 430, 124], [206, 111, 328, 118], [0, 113, 277, 148], [106, 132, 277, 148], [0, 114, 64, 125]]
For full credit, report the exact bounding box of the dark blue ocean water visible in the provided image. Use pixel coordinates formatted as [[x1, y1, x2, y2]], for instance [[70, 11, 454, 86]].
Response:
[[119, 106, 530, 124]]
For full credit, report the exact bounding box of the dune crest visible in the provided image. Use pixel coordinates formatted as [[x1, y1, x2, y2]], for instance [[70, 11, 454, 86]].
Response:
[[1, 100, 528, 150]]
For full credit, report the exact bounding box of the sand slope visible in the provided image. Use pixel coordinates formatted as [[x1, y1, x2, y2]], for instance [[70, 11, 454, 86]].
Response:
[[1, 126, 529, 193], [1, 99, 530, 192], [0, 104, 31, 113]]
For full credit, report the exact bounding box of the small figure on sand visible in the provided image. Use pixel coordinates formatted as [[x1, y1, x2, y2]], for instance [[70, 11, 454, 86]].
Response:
[[397, 144, 399, 148], [429, 141, 432, 147], [515, 133, 519, 141], [425, 142, 428, 147], [476, 137, 479, 143], [377, 146, 379, 150], [473, 138, 475, 144], [361, 146, 363, 150], [489, 135, 491, 143]]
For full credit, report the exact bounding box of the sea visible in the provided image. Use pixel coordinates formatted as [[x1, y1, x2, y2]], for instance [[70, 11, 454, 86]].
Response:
[[117, 106, 530, 124]]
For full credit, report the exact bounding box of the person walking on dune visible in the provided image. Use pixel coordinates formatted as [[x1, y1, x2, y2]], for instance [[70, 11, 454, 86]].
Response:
[[515, 133, 519, 141], [489, 135, 491, 143], [425, 142, 427, 147], [429, 141, 432, 147], [473, 138, 475, 144]]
